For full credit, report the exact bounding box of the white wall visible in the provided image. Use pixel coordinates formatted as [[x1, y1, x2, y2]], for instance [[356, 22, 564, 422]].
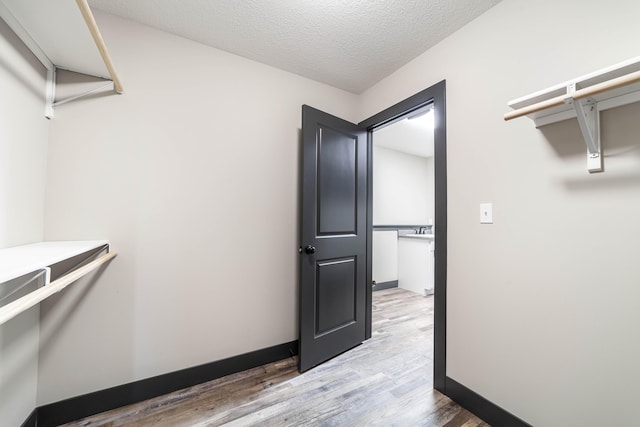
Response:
[[0, 20, 48, 247], [360, 1, 640, 425], [425, 156, 434, 225], [373, 146, 433, 225], [0, 16, 49, 427], [38, 11, 358, 405]]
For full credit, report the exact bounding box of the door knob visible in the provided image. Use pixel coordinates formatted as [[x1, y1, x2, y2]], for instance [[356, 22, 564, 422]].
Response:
[[304, 245, 316, 254]]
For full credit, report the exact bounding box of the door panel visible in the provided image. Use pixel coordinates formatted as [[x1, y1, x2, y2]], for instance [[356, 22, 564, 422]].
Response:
[[300, 105, 367, 372], [315, 258, 357, 336], [317, 127, 357, 235]]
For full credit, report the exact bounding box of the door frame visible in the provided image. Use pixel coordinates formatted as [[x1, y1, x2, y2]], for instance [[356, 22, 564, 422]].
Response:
[[359, 80, 447, 392]]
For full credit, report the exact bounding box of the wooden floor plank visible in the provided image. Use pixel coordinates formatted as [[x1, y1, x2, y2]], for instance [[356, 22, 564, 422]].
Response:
[[62, 288, 488, 426]]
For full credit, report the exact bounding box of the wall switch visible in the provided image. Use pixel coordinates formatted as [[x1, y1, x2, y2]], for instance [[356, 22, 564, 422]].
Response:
[[480, 203, 493, 224]]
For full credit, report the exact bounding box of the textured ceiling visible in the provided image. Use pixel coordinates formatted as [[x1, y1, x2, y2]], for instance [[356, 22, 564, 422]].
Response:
[[88, 0, 501, 94]]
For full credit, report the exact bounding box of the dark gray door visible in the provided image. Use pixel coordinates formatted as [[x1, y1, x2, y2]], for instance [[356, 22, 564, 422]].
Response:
[[299, 105, 367, 372]]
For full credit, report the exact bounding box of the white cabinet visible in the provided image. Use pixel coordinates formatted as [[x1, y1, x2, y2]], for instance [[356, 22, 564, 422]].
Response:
[[398, 236, 434, 295], [372, 230, 398, 285]]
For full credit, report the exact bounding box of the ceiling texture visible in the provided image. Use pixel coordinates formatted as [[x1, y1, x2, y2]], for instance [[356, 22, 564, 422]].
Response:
[[88, 0, 501, 94]]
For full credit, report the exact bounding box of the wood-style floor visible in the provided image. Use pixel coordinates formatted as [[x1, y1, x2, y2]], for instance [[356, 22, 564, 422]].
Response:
[[63, 288, 489, 426]]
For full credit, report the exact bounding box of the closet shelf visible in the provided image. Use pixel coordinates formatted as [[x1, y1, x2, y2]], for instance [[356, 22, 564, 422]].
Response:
[[0, 240, 117, 326], [504, 57, 640, 173], [0, 0, 123, 118]]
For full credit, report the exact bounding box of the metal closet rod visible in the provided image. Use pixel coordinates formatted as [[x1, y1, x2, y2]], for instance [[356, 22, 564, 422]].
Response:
[[0, 251, 117, 326], [504, 69, 640, 121]]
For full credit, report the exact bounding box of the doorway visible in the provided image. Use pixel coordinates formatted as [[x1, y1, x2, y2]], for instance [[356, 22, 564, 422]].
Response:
[[371, 103, 435, 297], [299, 80, 446, 391], [361, 81, 446, 391]]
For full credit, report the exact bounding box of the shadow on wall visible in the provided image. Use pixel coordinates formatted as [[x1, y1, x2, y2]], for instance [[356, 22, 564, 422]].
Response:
[[0, 18, 45, 101], [0, 276, 40, 402], [38, 266, 108, 357], [540, 101, 640, 190]]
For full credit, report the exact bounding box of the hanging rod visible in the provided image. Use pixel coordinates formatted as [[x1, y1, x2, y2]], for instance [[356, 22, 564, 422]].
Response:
[[504, 69, 640, 121], [75, 0, 124, 94], [0, 251, 117, 326]]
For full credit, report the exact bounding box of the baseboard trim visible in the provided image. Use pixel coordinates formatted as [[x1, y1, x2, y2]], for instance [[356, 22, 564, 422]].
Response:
[[22, 346, 530, 427], [33, 340, 298, 427], [20, 409, 38, 427], [445, 377, 533, 427], [372, 280, 398, 291]]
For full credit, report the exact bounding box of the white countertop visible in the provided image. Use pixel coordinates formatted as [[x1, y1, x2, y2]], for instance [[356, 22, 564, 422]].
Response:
[[398, 234, 434, 241]]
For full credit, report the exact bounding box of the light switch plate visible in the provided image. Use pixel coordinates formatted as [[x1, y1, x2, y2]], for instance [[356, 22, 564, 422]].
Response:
[[480, 203, 493, 224]]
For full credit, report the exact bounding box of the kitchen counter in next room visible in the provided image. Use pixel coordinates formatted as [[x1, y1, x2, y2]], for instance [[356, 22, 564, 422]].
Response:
[[398, 233, 434, 241]]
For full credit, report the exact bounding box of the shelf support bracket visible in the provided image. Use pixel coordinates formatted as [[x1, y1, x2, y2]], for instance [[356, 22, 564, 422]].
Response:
[[564, 84, 602, 173], [52, 81, 113, 108], [45, 68, 56, 119]]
